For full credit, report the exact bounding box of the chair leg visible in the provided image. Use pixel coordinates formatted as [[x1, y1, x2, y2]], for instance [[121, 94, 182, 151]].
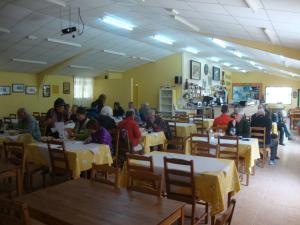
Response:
[[246, 174, 249, 186], [191, 203, 195, 225], [205, 203, 209, 224], [211, 215, 215, 225]]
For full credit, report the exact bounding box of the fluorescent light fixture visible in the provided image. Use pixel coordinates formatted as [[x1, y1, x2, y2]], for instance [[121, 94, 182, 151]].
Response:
[[212, 38, 227, 48], [0, 27, 10, 33], [108, 69, 124, 73], [262, 28, 276, 44], [241, 70, 247, 73], [46, 0, 66, 7], [222, 62, 231, 67], [244, 0, 258, 13], [232, 66, 240, 70], [69, 64, 94, 70], [173, 15, 200, 32], [12, 58, 47, 65], [165, 8, 180, 15], [248, 60, 256, 66], [280, 55, 285, 60], [101, 16, 135, 31], [46, 38, 82, 47], [152, 34, 174, 45], [184, 47, 199, 54], [208, 57, 221, 62], [256, 66, 263, 70], [139, 57, 155, 62], [233, 50, 243, 58], [27, 35, 38, 40], [103, 49, 126, 56]]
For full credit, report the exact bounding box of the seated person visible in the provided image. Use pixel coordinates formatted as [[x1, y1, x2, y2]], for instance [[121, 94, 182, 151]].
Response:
[[17, 108, 41, 141], [45, 98, 68, 137], [226, 109, 250, 138], [118, 110, 142, 153], [277, 110, 293, 145], [213, 104, 233, 127], [113, 102, 125, 118], [128, 101, 141, 123], [146, 110, 171, 140], [99, 106, 116, 131], [85, 119, 112, 151], [139, 102, 151, 122], [251, 106, 279, 165], [69, 105, 78, 123], [67, 107, 90, 140]]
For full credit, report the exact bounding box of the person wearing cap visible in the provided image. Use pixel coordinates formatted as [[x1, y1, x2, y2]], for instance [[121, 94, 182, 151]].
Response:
[[45, 98, 68, 136], [67, 107, 90, 140], [213, 104, 233, 127]]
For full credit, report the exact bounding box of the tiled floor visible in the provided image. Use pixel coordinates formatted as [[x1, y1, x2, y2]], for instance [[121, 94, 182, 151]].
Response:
[[232, 133, 300, 225]]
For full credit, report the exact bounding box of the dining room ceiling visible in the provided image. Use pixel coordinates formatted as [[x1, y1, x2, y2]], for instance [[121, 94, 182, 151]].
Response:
[[1, 0, 300, 78]]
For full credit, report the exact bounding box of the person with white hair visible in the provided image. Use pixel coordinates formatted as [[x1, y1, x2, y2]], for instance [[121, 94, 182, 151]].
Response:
[[98, 106, 116, 131], [17, 108, 41, 141], [226, 108, 250, 138], [139, 102, 151, 122]]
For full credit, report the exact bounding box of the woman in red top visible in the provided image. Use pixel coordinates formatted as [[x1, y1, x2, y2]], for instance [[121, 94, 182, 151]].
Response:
[[213, 104, 233, 127], [117, 110, 142, 147]]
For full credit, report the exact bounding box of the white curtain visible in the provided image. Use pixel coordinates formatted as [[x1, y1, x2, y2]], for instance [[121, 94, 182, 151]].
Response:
[[73, 77, 94, 107]]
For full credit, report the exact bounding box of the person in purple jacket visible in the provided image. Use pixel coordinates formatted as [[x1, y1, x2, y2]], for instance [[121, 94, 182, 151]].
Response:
[[84, 119, 113, 151]]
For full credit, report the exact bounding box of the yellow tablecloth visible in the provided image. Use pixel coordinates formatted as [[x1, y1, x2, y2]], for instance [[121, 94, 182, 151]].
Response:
[[142, 131, 166, 154], [123, 151, 240, 215], [0, 133, 34, 145], [27, 140, 113, 178], [185, 137, 260, 175], [272, 122, 278, 134], [169, 122, 197, 137], [203, 119, 214, 129]]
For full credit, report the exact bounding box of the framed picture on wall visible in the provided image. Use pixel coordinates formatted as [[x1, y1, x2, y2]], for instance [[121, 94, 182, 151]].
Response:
[[0, 86, 11, 95], [212, 66, 221, 81], [63, 82, 70, 94], [190, 60, 201, 80], [43, 85, 51, 97], [25, 86, 37, 95], [12, 84, 25, 93]]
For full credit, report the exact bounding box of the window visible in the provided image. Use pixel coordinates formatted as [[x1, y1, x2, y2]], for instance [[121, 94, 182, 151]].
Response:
[[74, 77, 94, 106], [265, 87, 292, 104]]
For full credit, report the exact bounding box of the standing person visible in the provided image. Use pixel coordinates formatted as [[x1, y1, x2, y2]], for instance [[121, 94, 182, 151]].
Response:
[[17, 108, 41, 141], [113, 102, 125, 118], [139, 102, 151, 122], [213, 104, 233, 127], [45, 98, 68, 137], [277, 110, 293, 145], [99, 106, 116, 131], [85, 119, 113, 151], [128, 101, 141, 123], [226, 110, 250, 138], [118, 111, 142, 153], [91, 94, 106, 113], [251, 106, 279, 165]]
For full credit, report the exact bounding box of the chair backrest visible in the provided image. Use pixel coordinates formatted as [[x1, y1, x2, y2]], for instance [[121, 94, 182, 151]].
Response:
[[0, 198, 31, 225], [203, 107, 213, 119], [32, 112, 40, 119], [175, 114, 189, 123], [215, 199, 237, 225], [3, 142, 26, 175], [127, 154, 153, 172], [190, 133, 219, 158], [250, 127, 266, 149], [3, 117, 12, 124], [118, 129, 132, 154], [110, 128, 119, 166], [193, 116, 205, 134], [167, 120, 177, 138], [127, 170, 162, 196], [213, 124, 228, 133], [41, 112, 47, 117], [163, 157, 196, 204], [9, 114, 16, 119], [47, 139, 70, 173], [91, 163, 119, 187], [218, 136, 239, 165]]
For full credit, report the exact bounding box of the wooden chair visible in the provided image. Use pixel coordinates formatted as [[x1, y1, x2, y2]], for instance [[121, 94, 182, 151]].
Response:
[[9, 114, 16, 119], [126, 154, 154, 172], [164, 157, 209, 225], [32, 112, 40, 120], [190, 133, 219, 158], [193, 115, 205, 134], [91, 163, 119, 187], [203, 107, 213, 119], [3, 117, 12, 129], [166, 120, 185, 151], [215, 199, 236, 225], [212, 124, 228, 133], [47, 139, 72, 184], [250, 127, 269, 168], [41, 112, 47, 117], [176, 114, 190, 123], [127, 170, 162, 196], [0, 198, 31, 225], [110, 128, 120, 167]]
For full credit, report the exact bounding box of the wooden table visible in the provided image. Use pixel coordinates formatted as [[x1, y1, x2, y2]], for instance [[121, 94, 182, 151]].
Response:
[[17, 179, 185, 225], [0, 162, 22, 195]]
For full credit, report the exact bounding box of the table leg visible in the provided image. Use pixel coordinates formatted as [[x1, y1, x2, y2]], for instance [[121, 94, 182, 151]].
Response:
[[16, 169, 22, 196], [228, 191, 234, 207], [177, 206, 184, 225], [211, 215, 215, 225]]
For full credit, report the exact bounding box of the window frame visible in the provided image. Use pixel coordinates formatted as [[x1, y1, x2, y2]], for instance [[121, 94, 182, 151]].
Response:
[[265, 86, 292, 105]]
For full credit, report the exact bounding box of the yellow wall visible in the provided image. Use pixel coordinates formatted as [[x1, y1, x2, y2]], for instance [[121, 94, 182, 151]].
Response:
[[231, 71, 300, 109], [93, 77, 132, 109], [123, 53, 182, 109], [0, 71, 74, 118]]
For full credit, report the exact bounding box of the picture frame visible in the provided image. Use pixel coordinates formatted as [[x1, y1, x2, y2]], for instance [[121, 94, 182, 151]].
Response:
[[25, 86, 37, 95], [43, 85, 51, 97], [12, 84, 25, 93], [212, 66, 221, 81], [190, 60, 201, 80], [63, 82, 70, 94], [0, 86, 11, 95]]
